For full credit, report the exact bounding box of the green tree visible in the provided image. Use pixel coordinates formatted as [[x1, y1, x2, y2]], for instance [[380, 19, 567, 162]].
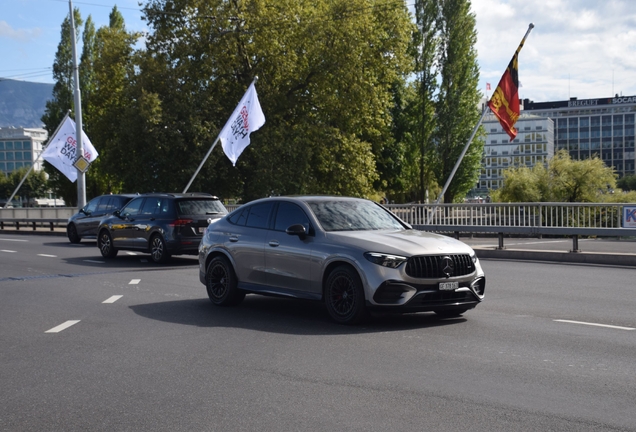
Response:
[[135, 0, 413, 200], [41, 8, 83, 206], [88, 7, 140, 195], [493, 151, 617, 203], [407, 0, 439, 203], [617, 174, 636, 192], [8, 168, 49, 204], [432, 0, 483, 203]]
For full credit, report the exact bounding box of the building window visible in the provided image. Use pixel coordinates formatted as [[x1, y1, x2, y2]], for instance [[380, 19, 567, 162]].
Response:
[[23, 141, 32, 150], [6, 142, 13, 150], [23, 151, 32, 161], [0, 142, 4, 150]]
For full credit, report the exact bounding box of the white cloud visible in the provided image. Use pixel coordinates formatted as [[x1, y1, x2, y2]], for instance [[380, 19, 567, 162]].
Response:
[[0, 20, 41, 42], [472, 0, 636, 101]]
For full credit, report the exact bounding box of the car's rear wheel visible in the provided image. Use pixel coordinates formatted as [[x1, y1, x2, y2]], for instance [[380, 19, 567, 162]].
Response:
[[98, 230, 118, 258], [150, 234, 171, 264], [206, 256, 245, 306], [324, 265, 368, 325], [434, 308, 468, 318], [67, 223, 81, 244]]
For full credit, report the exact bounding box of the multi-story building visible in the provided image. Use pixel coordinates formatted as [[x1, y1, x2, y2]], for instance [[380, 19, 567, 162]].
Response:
[[523, 95, 636, 177], [0, 127, 48, 176], [476, 113, 554, 193]]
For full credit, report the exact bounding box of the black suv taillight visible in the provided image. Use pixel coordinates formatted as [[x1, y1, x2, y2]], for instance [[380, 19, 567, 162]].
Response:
[[169, 218, 193, 227]]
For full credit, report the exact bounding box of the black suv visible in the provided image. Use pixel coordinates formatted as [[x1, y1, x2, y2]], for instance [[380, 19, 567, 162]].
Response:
[[67, 194, 138, 243], [96, 193, 227, 263]]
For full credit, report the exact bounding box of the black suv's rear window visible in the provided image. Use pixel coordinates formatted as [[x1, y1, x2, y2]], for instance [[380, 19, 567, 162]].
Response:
[[176, 199, 226, 216]]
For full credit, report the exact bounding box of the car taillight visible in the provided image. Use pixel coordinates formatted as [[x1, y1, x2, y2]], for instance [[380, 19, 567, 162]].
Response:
[[169, 219, 193, 227]]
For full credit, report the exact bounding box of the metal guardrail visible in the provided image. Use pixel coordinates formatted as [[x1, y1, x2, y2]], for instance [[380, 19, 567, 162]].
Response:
[[0, 207, 75, 232], [385, 202, 636, 251], [2, 203, 635, 251]]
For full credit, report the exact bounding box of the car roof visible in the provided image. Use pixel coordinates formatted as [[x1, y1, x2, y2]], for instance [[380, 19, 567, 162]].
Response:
[[246, 195, 369, 204], [137, 192, 220, 199]]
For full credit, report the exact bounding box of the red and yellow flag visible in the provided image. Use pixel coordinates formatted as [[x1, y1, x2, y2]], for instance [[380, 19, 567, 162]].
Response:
[[488, 25, 533, 140]]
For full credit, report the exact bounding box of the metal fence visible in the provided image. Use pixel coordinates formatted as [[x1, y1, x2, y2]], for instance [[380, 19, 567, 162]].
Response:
[[385, 202, 629, 230]]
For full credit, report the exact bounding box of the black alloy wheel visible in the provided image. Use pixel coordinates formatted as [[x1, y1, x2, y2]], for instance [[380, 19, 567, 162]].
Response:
[[206, 256, 245, 306], [150, 234, 171, 264], [98, 230, 118, 258], [324, 265, 368, 325], [67, 224, 81, 244]]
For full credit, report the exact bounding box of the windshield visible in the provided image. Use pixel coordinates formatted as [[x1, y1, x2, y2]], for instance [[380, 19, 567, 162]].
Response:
[[307, 200, 404, 232], [176, 199, 227, 216]]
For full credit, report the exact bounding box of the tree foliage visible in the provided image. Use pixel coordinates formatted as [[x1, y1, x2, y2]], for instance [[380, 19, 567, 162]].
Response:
[[126, 0, 414, 201], [492, 151, 617, 203]]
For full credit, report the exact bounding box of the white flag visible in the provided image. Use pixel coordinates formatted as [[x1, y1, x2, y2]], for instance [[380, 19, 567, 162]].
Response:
[[41, 116, 99, 182], [219, 82, 265, 166]]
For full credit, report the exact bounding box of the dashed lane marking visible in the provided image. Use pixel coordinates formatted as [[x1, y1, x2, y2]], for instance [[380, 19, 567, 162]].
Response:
[[37, 254, 57, 258], [1, 250, 17, 253], [554, 319, 635, 331], [45, 320, 80, 333], [103, 295, 123, 304], [84, 259, 105, 264], [0, 238, 28, 242], [129, 279, 140, 285]]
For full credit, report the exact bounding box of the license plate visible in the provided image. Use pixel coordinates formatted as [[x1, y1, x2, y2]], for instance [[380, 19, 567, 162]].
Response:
[[439, 281, 459, 291]]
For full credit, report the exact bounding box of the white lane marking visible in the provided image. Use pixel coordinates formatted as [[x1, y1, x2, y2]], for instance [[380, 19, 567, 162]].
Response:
[[84, 259, 105, 264], [103, 295, 123, 304], [1, 250, 17, 253], [45, 320, 80, 333], [126, 252, 138, 255], [38, 254, 57, 258], [129, 279, 140, 285], [0, 238, 28, 242], [554, 319, 635, 331]]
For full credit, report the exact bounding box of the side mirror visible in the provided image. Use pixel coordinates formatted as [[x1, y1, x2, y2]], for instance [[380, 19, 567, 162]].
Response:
[[286, 224, 307, 239], [114, 210, 121, 218]]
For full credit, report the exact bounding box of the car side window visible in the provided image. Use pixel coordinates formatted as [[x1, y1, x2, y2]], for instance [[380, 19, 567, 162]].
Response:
[[228, 207, 248, 226], [141, 197, 163, 215], [84, 197, 100, 214], [245, 202, 273, 229], [121, 198, 143, 217], [97, 196, 114, 212], [274, 202, 310, 233]]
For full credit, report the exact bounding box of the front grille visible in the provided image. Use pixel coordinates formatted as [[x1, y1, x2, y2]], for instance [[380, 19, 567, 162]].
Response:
[[405, 254, 474, 278]]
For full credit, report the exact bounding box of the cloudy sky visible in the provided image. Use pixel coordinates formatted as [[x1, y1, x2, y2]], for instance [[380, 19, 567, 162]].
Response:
[[2, 0, 635, 103]]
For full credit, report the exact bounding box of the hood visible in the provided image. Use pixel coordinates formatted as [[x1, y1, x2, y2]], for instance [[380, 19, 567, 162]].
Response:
[[327, 229, 474, 257]]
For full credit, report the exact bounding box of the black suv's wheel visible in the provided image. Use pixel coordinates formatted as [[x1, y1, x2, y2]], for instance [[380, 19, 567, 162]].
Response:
[[434, 308, 468, 318], [324, 265, 368, 325], [206, 256, 245, 306], [150, 234, 171, 264], [98, 230, 118, 258], [67, 223, 81, 244]]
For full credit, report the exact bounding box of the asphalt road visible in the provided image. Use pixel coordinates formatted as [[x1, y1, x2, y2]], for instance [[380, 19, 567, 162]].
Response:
[[1, 234, 635, 431]]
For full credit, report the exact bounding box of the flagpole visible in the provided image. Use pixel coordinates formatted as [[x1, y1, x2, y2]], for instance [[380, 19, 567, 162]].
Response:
[[426, 23, 534, 225], [183, 76, 259, 193], [69, 0, 86, 208], [3, 112, 72, 209], [426, 105, 489, 224]]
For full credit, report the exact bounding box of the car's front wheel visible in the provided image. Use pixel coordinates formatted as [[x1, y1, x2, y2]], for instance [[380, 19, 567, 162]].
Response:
[[67, 223, 81, 244], [98, 230, 118, 258], [324, 265, 368, 325], [150, 234, 171, 264], [206, 256, 245, 306]]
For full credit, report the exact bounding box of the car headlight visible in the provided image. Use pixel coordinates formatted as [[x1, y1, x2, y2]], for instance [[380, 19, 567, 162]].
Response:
[[470, 250, 478, 263], [364, 252, 408, 268]]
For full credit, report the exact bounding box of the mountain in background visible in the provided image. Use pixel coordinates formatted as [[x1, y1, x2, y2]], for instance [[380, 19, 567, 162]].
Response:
[[0, 79, 54, 129]]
